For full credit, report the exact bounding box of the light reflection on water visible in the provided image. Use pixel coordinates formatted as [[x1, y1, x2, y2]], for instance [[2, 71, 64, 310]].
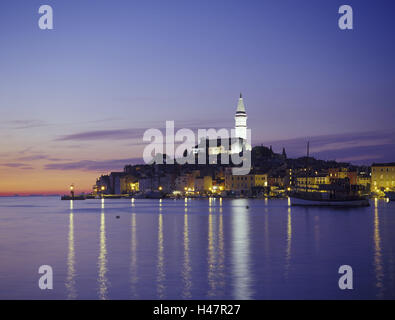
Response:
[[374, 198, 384, 298], [130, 212, 138, 299], [98, 198, 108, 300], [66, 200, 76, 299], [157, 212, 165, 299], [231, 199, 252, 300], [182, 212, 192, 299], [0, 197, 394, 299], [285, 206, 292, 279], [207, 210, 216, 297]]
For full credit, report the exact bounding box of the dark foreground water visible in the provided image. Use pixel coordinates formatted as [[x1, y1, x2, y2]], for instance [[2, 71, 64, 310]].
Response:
[[0, 196, 394, 300]]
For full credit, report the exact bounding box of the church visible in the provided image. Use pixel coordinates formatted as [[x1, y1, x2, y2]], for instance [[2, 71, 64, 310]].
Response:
[[191, 94, 252, 160]]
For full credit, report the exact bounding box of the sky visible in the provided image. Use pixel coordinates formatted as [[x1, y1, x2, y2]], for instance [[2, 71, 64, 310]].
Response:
[[0, 0, 395, 194]]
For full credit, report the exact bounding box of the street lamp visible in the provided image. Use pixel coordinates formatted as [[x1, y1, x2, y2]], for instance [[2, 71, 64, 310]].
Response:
[[70, 184, 75, 199]]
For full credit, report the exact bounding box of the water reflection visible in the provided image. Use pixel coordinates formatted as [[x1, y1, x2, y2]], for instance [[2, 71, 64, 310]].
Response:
[[374, 199, 384, 298], [182, 213, 192, 298], [2, 197, 395, 299], [264, 214, 269, 255], [218, 209, 225, 292], [130, 213, 138, 298], [207, 211, 216, 296], [207, 205, 226, 297], [231, 200, 252, 299], [314, 215, 320, 253], [285, 206, 292, 278], [66, 200, 77, 299], [98, 199, 108, 300], [157, 213, 165, 299]]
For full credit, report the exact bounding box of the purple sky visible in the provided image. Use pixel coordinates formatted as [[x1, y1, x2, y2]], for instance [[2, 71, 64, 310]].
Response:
[[0, 0, 395, 192]]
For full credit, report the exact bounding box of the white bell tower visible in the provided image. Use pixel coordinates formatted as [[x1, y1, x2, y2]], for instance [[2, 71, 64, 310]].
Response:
[[234, 93, 247, 140]]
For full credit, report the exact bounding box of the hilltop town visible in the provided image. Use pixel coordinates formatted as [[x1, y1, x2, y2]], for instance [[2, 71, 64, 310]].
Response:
[[92, 95, 394, 199]]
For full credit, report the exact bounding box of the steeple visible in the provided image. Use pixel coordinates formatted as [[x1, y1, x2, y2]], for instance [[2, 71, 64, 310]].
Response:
[[236, 94, 246, 113], [234, 94, 247, 140], [282, 147, 287, 159]]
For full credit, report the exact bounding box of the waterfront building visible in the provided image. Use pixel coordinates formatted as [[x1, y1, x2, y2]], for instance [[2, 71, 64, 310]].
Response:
[[138, 177, 153, 193], [108, 172, 127, 194], [285, 168, 294, 186], [328, 168, 357, 185], [120, 175, 139, 194], [356, 176, 370, 191], [371, 163, 395, 191], [95, 175, 111, 195], [194, 176, 213, 193], [175, 171, 199, 193], [268, 175, 286, 187], [296, 174, 330, 190], [225, 172, 267, 194], [137, 174, 173, 193]]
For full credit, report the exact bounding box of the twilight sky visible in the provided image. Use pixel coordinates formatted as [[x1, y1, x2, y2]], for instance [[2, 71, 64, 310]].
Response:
[[1, 0, 395, 194]]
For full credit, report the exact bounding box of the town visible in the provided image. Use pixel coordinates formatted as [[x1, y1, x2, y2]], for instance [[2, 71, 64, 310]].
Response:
[[91, 146, 394, 200], [86, 95, 394, 200]]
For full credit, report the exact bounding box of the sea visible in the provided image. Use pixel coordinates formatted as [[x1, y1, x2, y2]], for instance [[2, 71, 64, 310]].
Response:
[[0, 196, 394, 300]]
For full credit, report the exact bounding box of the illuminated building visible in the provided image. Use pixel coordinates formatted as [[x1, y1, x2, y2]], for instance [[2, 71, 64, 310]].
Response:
[[225, 172, 267, 193], [192, 94, 251, 157], [296, 174, 330, 190], [235, 93, 247, 141], [328, 168, 357, 185], [175, 172, 197, 193], [194, 176, 213, 193], [371, 163, 395, 191]]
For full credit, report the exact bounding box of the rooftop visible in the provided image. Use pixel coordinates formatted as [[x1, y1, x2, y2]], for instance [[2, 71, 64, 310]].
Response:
[[372, 162, 395, 167]]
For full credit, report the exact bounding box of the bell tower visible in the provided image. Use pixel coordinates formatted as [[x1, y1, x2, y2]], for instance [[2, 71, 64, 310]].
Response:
[[235, 93, 247, 140]]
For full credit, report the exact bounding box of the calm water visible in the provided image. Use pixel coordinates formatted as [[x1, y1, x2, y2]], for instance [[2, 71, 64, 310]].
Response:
[[0, 196, 394, 300]]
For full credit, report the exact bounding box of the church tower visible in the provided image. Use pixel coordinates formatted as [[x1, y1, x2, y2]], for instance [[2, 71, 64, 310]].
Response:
[[235, 93, 247, 140]]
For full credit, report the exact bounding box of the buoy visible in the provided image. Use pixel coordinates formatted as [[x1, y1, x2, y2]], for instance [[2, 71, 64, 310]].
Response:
[[246, 206, 249, 209], [116, 215, 120, 219]]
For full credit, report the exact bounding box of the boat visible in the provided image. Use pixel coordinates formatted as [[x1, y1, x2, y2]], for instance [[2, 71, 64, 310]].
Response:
[[385, 191, 395, 201], [144, 191, 164, 199], [290, 141, 369, 207], [61, 195, 86, 200], [290, 191, 369, 207]]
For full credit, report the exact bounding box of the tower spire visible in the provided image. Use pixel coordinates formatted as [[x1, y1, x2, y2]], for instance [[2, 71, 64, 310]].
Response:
[[236, 94, 246, 113]]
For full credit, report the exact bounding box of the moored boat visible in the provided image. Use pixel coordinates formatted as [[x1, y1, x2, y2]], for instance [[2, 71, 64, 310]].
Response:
[[144, 191, 164, 199], [61, 195, 86, 200], [290, 141, 369, 207], [290, 191, 369, 207]]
